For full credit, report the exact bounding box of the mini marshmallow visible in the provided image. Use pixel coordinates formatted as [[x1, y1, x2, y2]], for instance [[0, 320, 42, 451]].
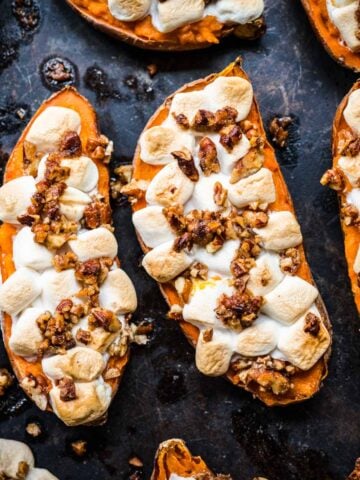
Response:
[[254, 211, 302, 252], [327, 0, 360, 52], [236, 316, 278, 357], [108, 0, 151, 21], [140, 126, 195, 165], [27, 468, 59, 480], [347, 188, 360, 211], [185, 173, 229, 212], [40, 269, 80, 312], [192, 240, 240, 277], [228, 168, 276, 208], [42, 347, 105, 381], [338, 155, 360, 186], [0, 176, 36, 224], [146, 162, 195, 207], [195, 330, 233, 376], [170, 90, 210, 121], [59, 186, 91, 221], [73, 317, 119, 353], [13, 226, 53, 271], [26, 106, 81, 153], [99, 269, 137, 314], [9, 307, 44, 357], [247, 252, 284, 296], [0, 268, 41, 316], [154, 0, 205, 33], [208, 0, 264, 24], [343, 89, 360, 134], [262, 276, 319, 325], [132, 206, 175, 248], [142, 240, 192, 283], [354, 245, 360, 273], [69, 227, 118, 262], [0, 439, 35, 478]]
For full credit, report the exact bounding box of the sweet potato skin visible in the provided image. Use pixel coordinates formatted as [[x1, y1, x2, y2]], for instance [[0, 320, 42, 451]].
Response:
[[301, 0, 360, 72], [0, 86, 129, 424], [64, 0, 265, 51], [132, 59, 332, 406]]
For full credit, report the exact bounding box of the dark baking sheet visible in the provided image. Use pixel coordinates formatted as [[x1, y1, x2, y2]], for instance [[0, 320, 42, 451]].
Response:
[[0, 1, 359, 479]]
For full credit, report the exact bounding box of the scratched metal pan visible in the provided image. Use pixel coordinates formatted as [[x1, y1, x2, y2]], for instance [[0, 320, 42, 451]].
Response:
[[0, 1, 359, 479]]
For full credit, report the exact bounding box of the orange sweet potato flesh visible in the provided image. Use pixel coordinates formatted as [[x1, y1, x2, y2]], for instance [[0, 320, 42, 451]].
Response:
[[132, 59, 332, 406], [301, 0, 360, 71], [0, 86, 129, 423], [64, 0, 264, 51], [332, 80, 360, 312], [151, 439, 211, 480]]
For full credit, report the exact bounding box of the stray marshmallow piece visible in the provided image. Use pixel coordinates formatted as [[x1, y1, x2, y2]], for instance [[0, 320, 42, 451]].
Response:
[[277, 310, 331, 370], [0, 176, 36, 224], [146, 162, 195, 207], [99, 269, 137, 314], [154, 0, 205, 33], [211, 0, 264, 24], [344, 89, 360, 134], [0, 439, 35, 478], [338, 155, 360, 187], [327, 1, 360, 52], [59, 187, 91, 222], [9, 308, 44, 357], [69, 227, 118, 262], [26, 106, 81, 153], [195, 330, 233, 376], [142, 240, 192, 283], [0, 267, 41, 316], [132, 206, 175, 248], [13, 226, 53, 271], [354, 245, 360, 273], [254, 211, 303, 252], [42, 347, 105, 382], [40, 269, 80, 312], [236, 317, 278, 357], [140, 126, 195, 165], [262, 276, 319, 325], [247, 252, 284, 296], [108, 0, 151, 21], [228, 168, 276, 208]]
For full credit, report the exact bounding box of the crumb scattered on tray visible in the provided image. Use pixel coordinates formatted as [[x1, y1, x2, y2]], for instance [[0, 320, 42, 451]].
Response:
[[71, 440, 88, 457], [128, 456, 144, 468], [0, 368, 13, 396], [147, 64, 158, 78], [269, 116, 292, 148], [26, 421, 42, 437]]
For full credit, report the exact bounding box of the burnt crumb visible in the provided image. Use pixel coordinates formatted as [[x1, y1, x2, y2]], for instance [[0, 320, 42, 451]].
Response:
[[146, 63, 158, 77], [71, 440, 88, 457], [84, 65, 126, 102], [12, 0, 40, 31], [0, 101, 29, 134], [269, 116, 292, 148], [25, 421, 42, 437], [41, 56, 77, 91]]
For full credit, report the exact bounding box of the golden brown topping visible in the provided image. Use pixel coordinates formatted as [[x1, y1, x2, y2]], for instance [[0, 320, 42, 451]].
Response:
[[340, 130, 360, 157], [280, 247, 301, 275], [88, 308, 121, 333], [75, 257, 113, 286], [163, 204, 186, 233], [171, 148, 199, 182], [71, 440, 87, 457], [83, 196, 111, 230], [192, 109, 217, 131], [215, 292, 262, 330], [57, 377, 77, 402], [189, 261, 208, 279], [172, 112, 190, 129], [242, 210, 268, 229], [119, 178, 148, 205], [320, 167, 345, 191], [304, 312, 321, 336], [23, 140, 39, 176], [44, 154, 70, 183], [238, 235, 262, 259], [194, 473, 232, 480], [16, 461, 30, 480], [213, 181, 228, 207], [59, 131, 82, 157], [128, 456, 144, 468], [53, 251, 78, 272], [0, 368, 13, 396], [230, 256, 254, 291], [26, 421, 42, 438], [86, 134, 112, 163], [230, 148, 264, 184], [268, 116, 292, 148], [214, 106, 238, 129], [75, 328, 92, 345], [199, 136, 220, 176], [203, 328, 213, 342], [219, 124, 242, 152], [246, 367, 291, 395], [341, 203, 360, 226], [348, 458, 360, 480]]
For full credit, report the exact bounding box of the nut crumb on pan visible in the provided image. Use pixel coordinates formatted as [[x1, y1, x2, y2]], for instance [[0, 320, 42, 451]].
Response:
[[71, 439, 87, 457], [320, 167, 345, 191], [0, 368, 13, 396], [25, 421, 42, 438], [268, 116, 292, 148], [348, 458, 360, 480], [128, 456, 144, 468]]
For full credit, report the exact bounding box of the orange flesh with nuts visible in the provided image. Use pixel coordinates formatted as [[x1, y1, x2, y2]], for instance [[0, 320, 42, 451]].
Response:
[[301, 0, 360, 71], [0, 87, 129, 416], [132, 60, 331, 406]]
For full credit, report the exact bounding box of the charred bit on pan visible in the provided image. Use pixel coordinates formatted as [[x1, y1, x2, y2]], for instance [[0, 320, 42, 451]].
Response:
[[268, 116, 293, 148], [0, 368, 13, 396]]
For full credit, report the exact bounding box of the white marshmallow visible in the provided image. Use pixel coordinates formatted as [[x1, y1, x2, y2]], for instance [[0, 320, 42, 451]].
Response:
[[254, 211, 302, 252], [192, 240, 239, 277], [228, 168, 276, 208], [205, 77, 253, 121], [209, 132, 250, 176], [40, 269, 80, 312], [0, 176, 36, 224], [343, 89, 360, 134], [195, 330, 233, 376], [247, 252, 284, 296], [347, 188, 360, 211], [153, 0, 205, 33], [354, 245, 360, 273], [0, 268, 41, 316], [0, 439, 35, 478], [170, 90, 211, 121], [99, 269, 137, 314], [9, 307, 44, 357], [69, 227, 118, 262], [27, 468, 59, 480], [132, 205, 175, 248], [207, 0, 264, 24], [327, 0, 360, 52], [338, 155, 360, 186], [13, 227, 53, 272], [236, 316, 278, 357], [59, 186, 91, 221], [185, 173, 229, 212], [108, 0, 151, 21]]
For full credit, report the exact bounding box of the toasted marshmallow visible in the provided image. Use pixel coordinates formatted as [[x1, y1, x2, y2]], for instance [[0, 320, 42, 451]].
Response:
[[0, 439, 35, 478], [0, 176, 36, 224], [9, 307, 44, 357], [195, 330, 233, 376], [170, 90, 210, 121], [49, 379, 112, 427], [26, 106, 81, 153], [0, 268, 41, 316], [208, 0, 264, 24], [140, 126, 195, 165], [132, 206, 175, 248], [108, 0, 151, 21], [99, 269, 137, 314], [192, 240, 239, 277], [228, 168, 276, 208], [69, 227, 118, 262], [277, 309, 331, 370], [262, 276, 318, 325], [347, 188, 360, 211], [183, 278, 234, 327], [236, 316, 278, 357], [205, 77, 253, 121], [153, 0, 205, 33], [344, 89, 360, 133], [142, 240, 192, 283], [354, 245, 360, 273], [146, 162, 195, 207], [40, 269, 80, 312], [42, 347, 105, 381], [72, 317, 119, 353], [254, 211, 302, 252], [327, 0, 360, 52], [13, 227, 53, 271], [185, 173, 229, 212], [59, 186, 91, 221], [210, 132, 250, 175], [27, 468, 59, 480], [247, 252, 284, 296], [338, 155, 360, 186]]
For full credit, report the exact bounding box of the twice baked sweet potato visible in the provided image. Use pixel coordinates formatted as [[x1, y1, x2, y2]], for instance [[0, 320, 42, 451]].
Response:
[[64, 0, 266, 51], [131, 58, 332, 406], [0, 87, 137, 426], [301, 0, 360, 71]]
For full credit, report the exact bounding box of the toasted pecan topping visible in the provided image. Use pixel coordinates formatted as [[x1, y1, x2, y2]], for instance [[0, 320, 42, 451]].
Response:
[[189, 261, 208, 279], [171, 148, 199, 182], [44, 154, 70, 183], [0, 368, 13, 396], [163, 204, 186, 233], [320, 167, 345, 191], [304, 312, 321, 336], [86, 134, 112, 163], [75, 257, 113, 285], [219, 124, 242, 152], [215, 292, 262, 330], [172, 112, 190, 129], [53, 251, 78, 271], [192, 109, 216, 131], [280, 247, 301, 275], [203, 328, 213, 342], [59, 130, 82, 157], [348, 458, 360, 480], [230, 148, 264, 184], [340, 130, 360, 157], [83, 196, 111, 229], [268, 116, 292, 148], [341, 203, 360, 226], [214, 106, 238, 129], [242, 210, 268, 229], [88, 308, 121, 333], [199, 136, 220, 176], [213, 181, 228, 207], [57, 377, 77, 402], [75, 328, 92, 345], [245, 366, 291, 395], [16, 461, 30, 480]]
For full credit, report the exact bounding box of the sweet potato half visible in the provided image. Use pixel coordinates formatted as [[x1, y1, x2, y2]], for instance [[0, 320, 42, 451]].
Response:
[[132, 59, 332, 406], [0, 87, 129, 425], [64, 0, 265, 51], [301, 0, 360, 71]]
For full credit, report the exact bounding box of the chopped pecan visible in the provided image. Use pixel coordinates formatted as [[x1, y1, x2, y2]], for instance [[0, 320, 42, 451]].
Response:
[[269, 116, 292, 148], [171, 149, 199, 182], [0, 368, 13, 396], [231, 256, 255, 280], [59, 131, 82, 157], [215, 292, 262, 330], [198, 137, 220, 176], [231, 148, 264, 184], [83, 196, 111, 229], [203, 328, 213, 342], [17, 212, 39, 226], [163, 205, 186, 233], [341, 132, 360, 157], [348, 458, 360, 480], [75, 257, 112, 285], [214, 106, 238, 129], [172, 112, 190, 129], [213, 181, 228, 207], [174, 232, 194, 252], [242, 210, 268, 229], [76, 328, 92, 345], [36, 309, 77, 356], [320, 167, 345, 191], [304, 312, 321, 336], [53, 251, 78, 271], [86, 134, 112, 163], [26, 421, 42, 438], [238, 235, 262, 259], [23, 140, 39, 176], [16, 461, 30, 479], [341, 202, 360, 226], [280, 247, 301, 274], [88, 308, 121, 333], [71, 440, 88, 457], [191, 109, 216, 131], [44, 155, 70, 183], [189, 261, 208, 279], [57, 377, 77, 402], [246, 367, 291, 395], [219, 124, 242, 152]]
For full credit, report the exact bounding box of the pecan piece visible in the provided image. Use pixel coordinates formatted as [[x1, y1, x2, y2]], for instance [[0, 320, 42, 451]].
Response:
[[231, 148, 264, 184], [219, 124, 242, 152], [242, 210, 268, 229], [320, 167, 345, 191], [163, 205, 186, 233], [191, 109, 216, 131], [172, 112, 190, 129], [213, 181, 228, 207], [215, 292, 262, 330], [268, 116, 292, 148], [59, 131, 82, 157], [199, 137, 220, 176], [53, 251, 78, 271], [214, 106, 238, 129], [341, 203, 360, 226], [0, 368, 13, 396], [76, 328, 92, 345], [83, 197, 111, 229], [304, 312, 321, 336], [88, 308, 121, 332], [172, 149, 199, 182], [280, 247, 301, 274], [57, 377, 77, 402], [246, 367, 291, 395]]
